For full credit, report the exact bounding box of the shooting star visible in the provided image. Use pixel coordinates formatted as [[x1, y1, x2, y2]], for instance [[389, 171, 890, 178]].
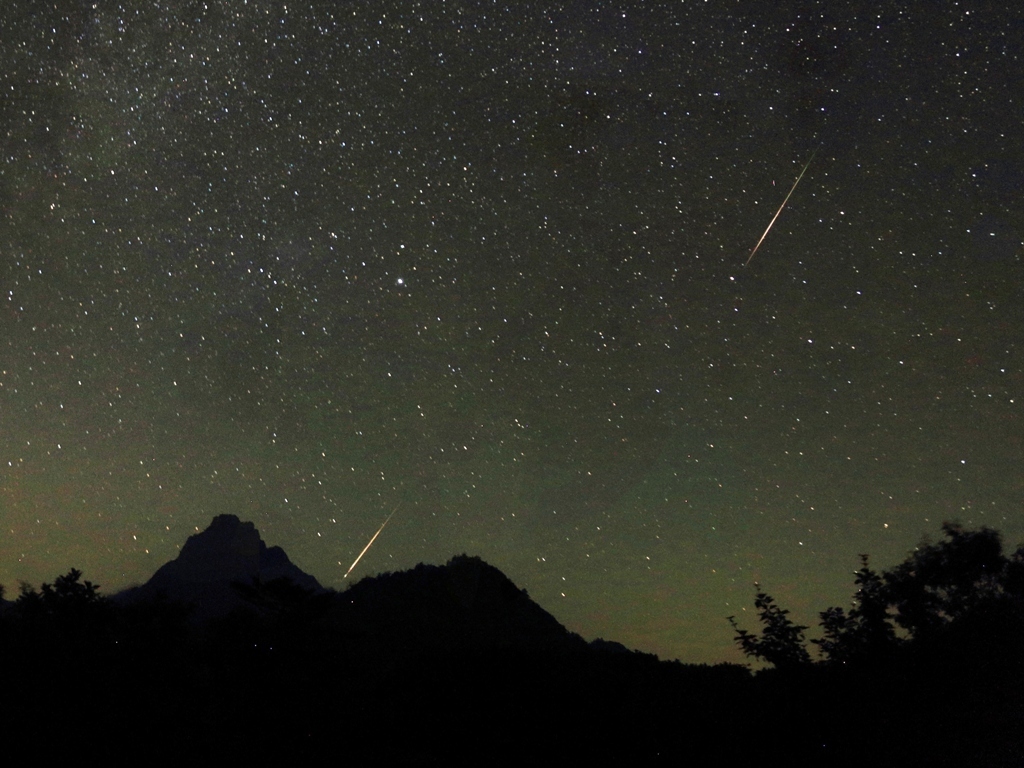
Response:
[[744, 148, 819, 267], [343, 503, 400, 579]]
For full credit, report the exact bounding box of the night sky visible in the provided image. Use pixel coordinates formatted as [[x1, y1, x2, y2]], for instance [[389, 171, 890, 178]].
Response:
[[2, 1, 1021, 664]]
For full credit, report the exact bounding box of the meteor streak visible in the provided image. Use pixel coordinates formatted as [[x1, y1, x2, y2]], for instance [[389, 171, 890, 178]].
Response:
[[744, 148, 819, 267], [344, 504, 400, 579]]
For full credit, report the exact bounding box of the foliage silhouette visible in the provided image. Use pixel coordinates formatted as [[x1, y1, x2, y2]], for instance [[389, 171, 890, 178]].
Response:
[[732, 523, 1024, 671], [885, 523, 1009, 639], [814, 554, 898, 665], [728, 589, 811, 670], [14, 567, 111, 635], [4, 523, 1023, 764]]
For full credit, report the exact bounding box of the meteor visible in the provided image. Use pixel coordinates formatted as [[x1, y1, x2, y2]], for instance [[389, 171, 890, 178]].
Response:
[[343, 503, 400, 579], [744, 148, 819, 267]]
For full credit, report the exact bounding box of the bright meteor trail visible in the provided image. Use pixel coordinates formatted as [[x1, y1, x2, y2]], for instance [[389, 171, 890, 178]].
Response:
[[744, 148, 818, 267], [343, 504, 400, 579]]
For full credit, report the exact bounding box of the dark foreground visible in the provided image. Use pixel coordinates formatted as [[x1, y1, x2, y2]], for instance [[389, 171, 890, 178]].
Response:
[[2, 555, 1022, 765]]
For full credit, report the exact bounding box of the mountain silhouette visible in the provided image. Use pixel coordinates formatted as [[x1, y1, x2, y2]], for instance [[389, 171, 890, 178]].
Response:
[[116, 514, 581, 656], [339, 554, 586, 655], [118, 514, 322, 618], [9, 518, 1021, 765]]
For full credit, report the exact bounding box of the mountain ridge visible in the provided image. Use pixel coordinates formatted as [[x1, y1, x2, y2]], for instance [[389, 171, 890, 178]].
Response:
[[116, 513, 322, 618], [115, 515, 588, 657]]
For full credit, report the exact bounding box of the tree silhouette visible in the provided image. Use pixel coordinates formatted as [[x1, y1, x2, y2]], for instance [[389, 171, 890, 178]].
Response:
[[884, 523, 1007, 640], [728, 589, 811, 670], [13, 567, 114, 655], [16, 568, 106, 619], [732, 523, 1024, 670], [815, 555, 897, 665]]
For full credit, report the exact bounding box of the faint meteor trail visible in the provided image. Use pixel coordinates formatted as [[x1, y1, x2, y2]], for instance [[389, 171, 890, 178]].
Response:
[[343, 504, 400, 579], [744, 148, 819, 267]]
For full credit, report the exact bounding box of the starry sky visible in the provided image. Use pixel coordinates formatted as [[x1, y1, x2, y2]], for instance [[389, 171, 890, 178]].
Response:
[[2, 1, 1021, 664]]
